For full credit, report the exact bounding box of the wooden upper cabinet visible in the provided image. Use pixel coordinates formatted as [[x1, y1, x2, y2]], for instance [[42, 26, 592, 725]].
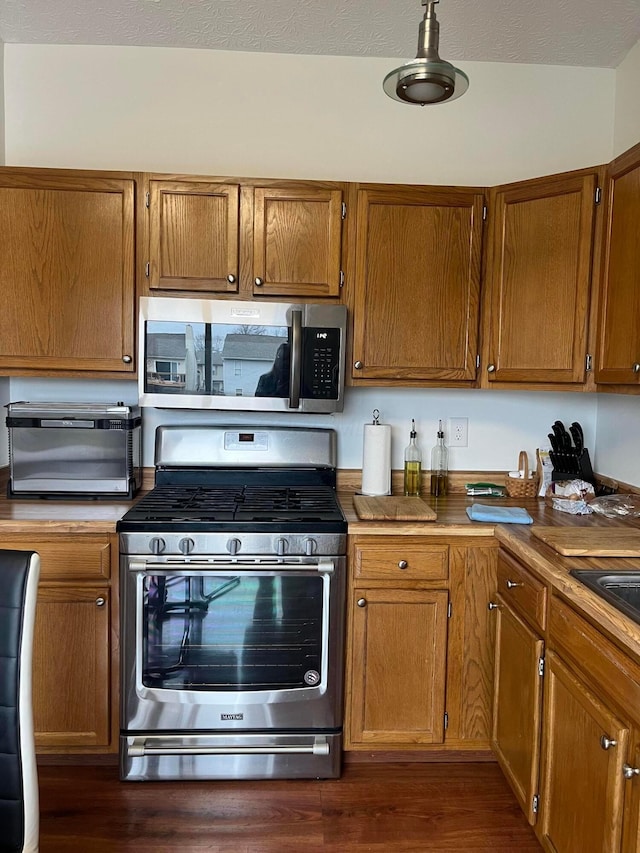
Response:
[[0, 169, 136, 374], [252, 186, 344, 298], [595, 142, 640, 386], [148, 180, 240, 294], [481, 170, 600, 387], [147, 178, 345, 299], [350, 184, 484, 382]]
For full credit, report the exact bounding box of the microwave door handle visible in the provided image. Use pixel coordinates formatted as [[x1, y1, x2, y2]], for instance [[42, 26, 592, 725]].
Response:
[[289, 309, 303, 409]]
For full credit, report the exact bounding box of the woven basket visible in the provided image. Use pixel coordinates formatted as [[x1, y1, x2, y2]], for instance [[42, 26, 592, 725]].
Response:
[[505, 451, 539, 498]]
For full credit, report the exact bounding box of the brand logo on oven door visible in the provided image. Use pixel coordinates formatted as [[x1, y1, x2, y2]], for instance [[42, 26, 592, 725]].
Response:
[[221, 713, 244, 721], [304, 670, 321, 686]]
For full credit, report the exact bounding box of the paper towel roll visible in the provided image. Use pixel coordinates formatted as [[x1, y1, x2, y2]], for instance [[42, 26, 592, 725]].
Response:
[[361, 423, 392, 496]]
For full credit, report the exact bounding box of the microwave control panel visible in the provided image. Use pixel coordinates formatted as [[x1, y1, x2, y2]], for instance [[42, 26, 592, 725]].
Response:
[[301, 327, 341, 399]]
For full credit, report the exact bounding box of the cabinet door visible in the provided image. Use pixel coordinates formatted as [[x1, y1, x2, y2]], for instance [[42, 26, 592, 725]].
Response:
[[539, 652, 628, 853], [351, 185, 484, 381], [252, 187, 343, 298], [149, 180, 240, 293], [347, 588, 448, 747], [596, 144, 640, 385], [33, 585, 111, 749], [482, 171, 598, 386], [492, 599, 544, 825], [0, 171, 135, 373]]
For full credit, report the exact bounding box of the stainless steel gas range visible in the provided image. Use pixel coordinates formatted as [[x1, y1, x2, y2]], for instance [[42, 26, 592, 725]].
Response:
[[117, 425, 347, 782]]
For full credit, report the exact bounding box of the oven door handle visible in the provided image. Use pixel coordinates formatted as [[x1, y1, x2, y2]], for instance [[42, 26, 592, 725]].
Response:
[[128, 559, 335, 574], [128, 736, 329, 757]]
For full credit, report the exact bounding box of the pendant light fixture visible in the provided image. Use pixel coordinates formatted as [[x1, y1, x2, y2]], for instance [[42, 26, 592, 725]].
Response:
[[383, 0, 469, 106]]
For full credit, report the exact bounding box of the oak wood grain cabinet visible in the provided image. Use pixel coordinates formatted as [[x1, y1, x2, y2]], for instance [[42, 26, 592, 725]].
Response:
[[490, 550, 548, 825], [0, 167, 136, 376], [347, 184, 485, 384], [0, 533, 118, 754], [146, 177, 346, 299], [481, 168, 602, 389], [345, 535, 498, 752], [595, 140, 640, 388], [539, 595, 640, 853]]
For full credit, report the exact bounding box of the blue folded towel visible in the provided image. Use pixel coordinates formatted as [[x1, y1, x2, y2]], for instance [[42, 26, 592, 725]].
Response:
[[466, 504, 533, 524]]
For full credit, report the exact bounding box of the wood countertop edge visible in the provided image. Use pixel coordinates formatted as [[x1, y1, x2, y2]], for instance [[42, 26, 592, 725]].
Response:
[[494, 525, 640, 662]]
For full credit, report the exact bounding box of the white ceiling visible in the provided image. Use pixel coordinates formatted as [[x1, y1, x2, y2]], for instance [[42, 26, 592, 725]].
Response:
[[0, 0, 639, 69]]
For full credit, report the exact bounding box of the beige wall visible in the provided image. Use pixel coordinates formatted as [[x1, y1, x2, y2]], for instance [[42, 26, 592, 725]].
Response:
[[614, 38, 640, 156], [594, 36, 640, 488], [4, 45, 615, 184]]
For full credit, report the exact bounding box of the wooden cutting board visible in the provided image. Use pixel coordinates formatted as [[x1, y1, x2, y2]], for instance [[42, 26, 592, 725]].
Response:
[[353, 495, 437, 522], [531, 527, 640, 556]]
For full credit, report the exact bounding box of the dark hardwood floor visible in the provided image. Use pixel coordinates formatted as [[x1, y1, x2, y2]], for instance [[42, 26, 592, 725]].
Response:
[[37, 761, 540, 852]]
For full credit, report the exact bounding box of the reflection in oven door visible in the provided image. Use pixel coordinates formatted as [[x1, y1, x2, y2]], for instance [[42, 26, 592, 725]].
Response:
[[143, 573, 323, 691]]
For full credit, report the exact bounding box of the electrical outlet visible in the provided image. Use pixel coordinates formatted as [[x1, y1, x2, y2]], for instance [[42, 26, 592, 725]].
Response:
[[448, 417, 468, 447]]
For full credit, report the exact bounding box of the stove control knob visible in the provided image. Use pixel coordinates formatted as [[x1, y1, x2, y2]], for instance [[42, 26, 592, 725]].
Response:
[[179, 538, 195, 555], [304, 538, 317, 556], [149, 537, 166, 555], [227, 538, 241, 555], [276, 538, 288, 556]]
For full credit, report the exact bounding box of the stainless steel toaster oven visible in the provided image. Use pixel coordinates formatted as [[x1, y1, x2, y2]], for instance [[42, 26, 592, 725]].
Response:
[[6, 402, 142, 500]]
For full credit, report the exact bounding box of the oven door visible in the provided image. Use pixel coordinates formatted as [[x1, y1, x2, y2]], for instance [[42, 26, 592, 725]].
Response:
[[121, 557, 346, 734]]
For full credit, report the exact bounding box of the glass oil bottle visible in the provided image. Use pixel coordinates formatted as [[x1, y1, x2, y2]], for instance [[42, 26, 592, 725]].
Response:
[[430, 420, 449, 497], [403, 419, 422, 496]]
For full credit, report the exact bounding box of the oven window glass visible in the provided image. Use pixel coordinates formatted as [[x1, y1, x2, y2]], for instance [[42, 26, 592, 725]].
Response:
[[144, 321, 291, 399], [142, 573, 323, 691]]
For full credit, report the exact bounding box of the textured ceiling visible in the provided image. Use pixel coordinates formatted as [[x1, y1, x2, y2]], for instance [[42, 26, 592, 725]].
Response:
[[0, 0, 639, 69]]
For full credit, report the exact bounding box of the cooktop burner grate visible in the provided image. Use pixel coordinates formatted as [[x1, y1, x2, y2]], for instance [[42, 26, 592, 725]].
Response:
[[121, 484, 344, 525]]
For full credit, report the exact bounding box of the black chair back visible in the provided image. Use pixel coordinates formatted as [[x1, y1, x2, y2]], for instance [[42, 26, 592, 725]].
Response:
[[0, 549, 40, 853]]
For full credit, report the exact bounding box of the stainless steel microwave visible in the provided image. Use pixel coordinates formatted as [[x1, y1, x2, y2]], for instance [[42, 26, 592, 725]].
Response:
[[138, 297, 347, 413]]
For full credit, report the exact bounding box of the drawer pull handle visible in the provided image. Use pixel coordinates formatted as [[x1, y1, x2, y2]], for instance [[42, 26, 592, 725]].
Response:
[[506, 579, 523, 589], [624, 764, 640, 779], [357, 598, 367, 608], [95, 597, 106, 607], [398, 560, 408, 570], [487, 601, 501, 611], [601, 735, 617, 750]]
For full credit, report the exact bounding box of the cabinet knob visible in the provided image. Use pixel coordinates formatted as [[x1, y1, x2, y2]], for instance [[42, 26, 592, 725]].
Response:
[[487, 363, 496, 373], [227, 274, 236, 284], [354, 361, 363, 369], [357, 598, 367, 608], [487, 601, 501, 610], [95, 597, 106, 607], [624, 764, 640, 779], [600, 734, 617, 750], [633, 363, 640, 373], [398, 560, 408, 570], [506, 579, 523, 589], [255, 277, 264, 287], [122, 355, 132, 364]]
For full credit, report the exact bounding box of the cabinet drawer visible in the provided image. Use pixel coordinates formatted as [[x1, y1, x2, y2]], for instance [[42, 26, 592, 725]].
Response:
[[353, 540, 449, 581], [497, 550, 547, 631], [0, 536, 111, 581]]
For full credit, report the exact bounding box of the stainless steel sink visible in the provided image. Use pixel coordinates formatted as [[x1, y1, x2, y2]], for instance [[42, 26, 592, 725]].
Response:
[[570, 571, 640, 626]]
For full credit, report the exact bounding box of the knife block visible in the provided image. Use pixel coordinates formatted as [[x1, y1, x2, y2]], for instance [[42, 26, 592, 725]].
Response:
[[550, 447, 595, 485]]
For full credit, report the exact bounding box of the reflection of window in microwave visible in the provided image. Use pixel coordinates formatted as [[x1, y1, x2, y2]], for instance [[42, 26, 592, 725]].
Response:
[[145, 321, 289, 397]]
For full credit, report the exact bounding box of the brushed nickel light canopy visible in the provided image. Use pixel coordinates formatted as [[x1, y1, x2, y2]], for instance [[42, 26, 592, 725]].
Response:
[[383, 0, 469, 106]]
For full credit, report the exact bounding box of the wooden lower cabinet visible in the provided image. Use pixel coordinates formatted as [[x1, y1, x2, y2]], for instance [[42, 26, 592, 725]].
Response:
[[33, 584, 112, 749], [0, 533, 118, 754], [538, 652, 628, 853], [347, 587, 449, 747], [345, 535, 497, 752], [491, 597, 544, 825]]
